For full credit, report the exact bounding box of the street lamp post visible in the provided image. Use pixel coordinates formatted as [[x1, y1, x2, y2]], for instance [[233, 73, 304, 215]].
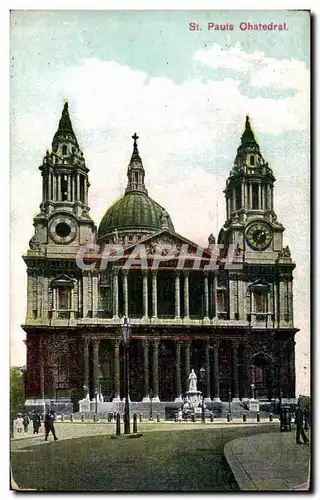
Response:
[[250, 383, 255, 400], [94, 389, 98, 416], [200, 367, 206, 424], [228, 389, 232, 417], [149, 389, 153, 421], [122, 316, 131, 434]]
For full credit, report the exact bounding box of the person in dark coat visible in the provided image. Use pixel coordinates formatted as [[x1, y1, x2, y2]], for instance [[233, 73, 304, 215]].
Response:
[[295, 403, 309, 444], [23, 414, 30, 433], [32, 413, 41, 434], [44, 410, 58, 441]]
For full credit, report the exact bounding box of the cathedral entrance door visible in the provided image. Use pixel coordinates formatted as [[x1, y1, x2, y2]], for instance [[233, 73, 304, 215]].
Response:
[[251, 353, 273, 400]]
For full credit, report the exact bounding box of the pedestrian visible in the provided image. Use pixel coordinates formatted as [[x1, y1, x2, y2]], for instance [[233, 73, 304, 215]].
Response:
[[295, 402, 309, 445], [15, 414, 24, 434], [23, 414, 30, 433], [32, 412, 41, 434], [44, 410, 58, 441], [304, 406, 310, 430]]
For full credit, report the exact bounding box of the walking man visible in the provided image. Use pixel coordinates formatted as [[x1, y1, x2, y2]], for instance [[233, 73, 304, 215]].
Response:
[[32, 412, 41, 434], [44, 410, 58, 441], [295, 402, 309, 445], [23, 414, 30, 433]]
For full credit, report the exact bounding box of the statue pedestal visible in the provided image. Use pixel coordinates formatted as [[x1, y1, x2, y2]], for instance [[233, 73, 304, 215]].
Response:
[[79, 399, 90, 413], [185, 390, 202, 410], [249, 399, 260, 412]]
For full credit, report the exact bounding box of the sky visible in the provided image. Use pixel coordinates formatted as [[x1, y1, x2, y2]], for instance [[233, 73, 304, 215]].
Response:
[[10, 9, 310, 396]]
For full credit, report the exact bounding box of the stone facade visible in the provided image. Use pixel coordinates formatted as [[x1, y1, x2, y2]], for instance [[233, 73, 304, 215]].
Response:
[[22, 106, 298, 410]]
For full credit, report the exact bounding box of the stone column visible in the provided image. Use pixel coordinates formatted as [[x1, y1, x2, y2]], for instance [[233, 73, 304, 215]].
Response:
[[261, 185, 265, 210], [77, 173, 80, 201], [152, 271, 158, 319], [249, 183, 252, 209], [185, 340, 191, 393], [288, 279, 294, 327], [92, 273, 98, 318], [113, 340, 121, 401], [48, 173, 52, 201], [204, 342, 211, 401], [93, 339, 100, 393], [184, 272, 189, 319], [39, 337, 45, 401], [71, 176, 75, 202], [123, 270, 129, 318], [227, 197, 231, 219], [26, 272, 33, 319], [84, 177, 88, 205], [174, 341, 183, 402], [142, 339, 150, 402], [82, 272, 89, 319], [52, 174, 57, 201], [52, 288, 57, 319], [271, 186, 274, 211], [152, 339, 160, 402], [232, 340, 241, 402], [212, 340, 221, 402], [67, 175, 71, 202], [213, 273, 217, 318], [258, 183, 262, 209], [112, 268, 119, 318], [142, 270, 148, 319], [83, 338, 89, 390], [204, 273, 209, 320], [57, 174, 61, 201], [175, 272, 181, 319], [241, 181, 246, 209], [232, 186, 236, 212]]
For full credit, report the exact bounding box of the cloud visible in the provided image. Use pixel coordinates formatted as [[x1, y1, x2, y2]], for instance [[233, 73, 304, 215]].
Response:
[[60, 55, 308, 141], [194, 42, 309, 92]]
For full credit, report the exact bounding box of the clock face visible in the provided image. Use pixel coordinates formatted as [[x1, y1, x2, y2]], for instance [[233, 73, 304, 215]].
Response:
[[246, 223, 272, 251], [49, 216, 77, 244]]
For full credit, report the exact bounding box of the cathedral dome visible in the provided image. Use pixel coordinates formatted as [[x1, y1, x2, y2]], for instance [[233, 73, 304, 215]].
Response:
[[98, 133, 174, 240], [98, 191, 174, 238]]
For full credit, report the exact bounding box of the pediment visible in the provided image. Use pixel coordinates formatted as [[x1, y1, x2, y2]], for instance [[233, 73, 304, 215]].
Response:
[[124, 229, 212, 258], [248, 279, 270, 291], [51, 274, 75, 288]]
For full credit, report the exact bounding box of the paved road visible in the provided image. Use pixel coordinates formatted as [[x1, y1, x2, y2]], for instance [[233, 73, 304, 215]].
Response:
[[225, 431, 311, 491], [11, 418, 277, 450]]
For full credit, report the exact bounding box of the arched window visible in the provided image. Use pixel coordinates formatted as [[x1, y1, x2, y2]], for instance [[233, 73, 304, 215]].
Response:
[[250, 155, 255, 166], [62, 144, 68, 156]]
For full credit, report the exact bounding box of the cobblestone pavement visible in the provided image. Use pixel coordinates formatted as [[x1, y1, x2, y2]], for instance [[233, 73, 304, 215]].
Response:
[[224, 431, 311, 491]]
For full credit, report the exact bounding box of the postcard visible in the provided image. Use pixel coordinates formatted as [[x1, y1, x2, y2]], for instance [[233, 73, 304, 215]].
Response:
[[10, 9, 310, 492]]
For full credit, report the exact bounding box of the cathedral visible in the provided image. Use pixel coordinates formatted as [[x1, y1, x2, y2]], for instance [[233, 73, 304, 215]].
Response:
[[22, 102, 298, 414]]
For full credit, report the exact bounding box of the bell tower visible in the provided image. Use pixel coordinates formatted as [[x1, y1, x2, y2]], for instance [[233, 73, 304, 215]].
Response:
[[29, 102, 96, 255], [219, 115, 286, 261]]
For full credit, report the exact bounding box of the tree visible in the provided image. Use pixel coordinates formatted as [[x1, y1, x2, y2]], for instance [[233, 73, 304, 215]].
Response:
[[10, 366, 25, 418]]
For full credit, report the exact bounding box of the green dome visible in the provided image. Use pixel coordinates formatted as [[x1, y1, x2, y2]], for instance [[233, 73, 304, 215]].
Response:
[[98, 192, 174, 238]]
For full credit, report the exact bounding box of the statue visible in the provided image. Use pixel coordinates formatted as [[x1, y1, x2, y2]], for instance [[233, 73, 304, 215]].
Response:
[[283, 245, 291, 258], [113, 229, 119, 244], [99, 393, 104, 403], [83, 385, 90, 401], [235, 243, 243, 256], [29, 235, 38, 250], [278, 245, 291, 259], [188, 369, 197, 392], [208, 233, 215, 246], [160, 209, 170, 229]]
